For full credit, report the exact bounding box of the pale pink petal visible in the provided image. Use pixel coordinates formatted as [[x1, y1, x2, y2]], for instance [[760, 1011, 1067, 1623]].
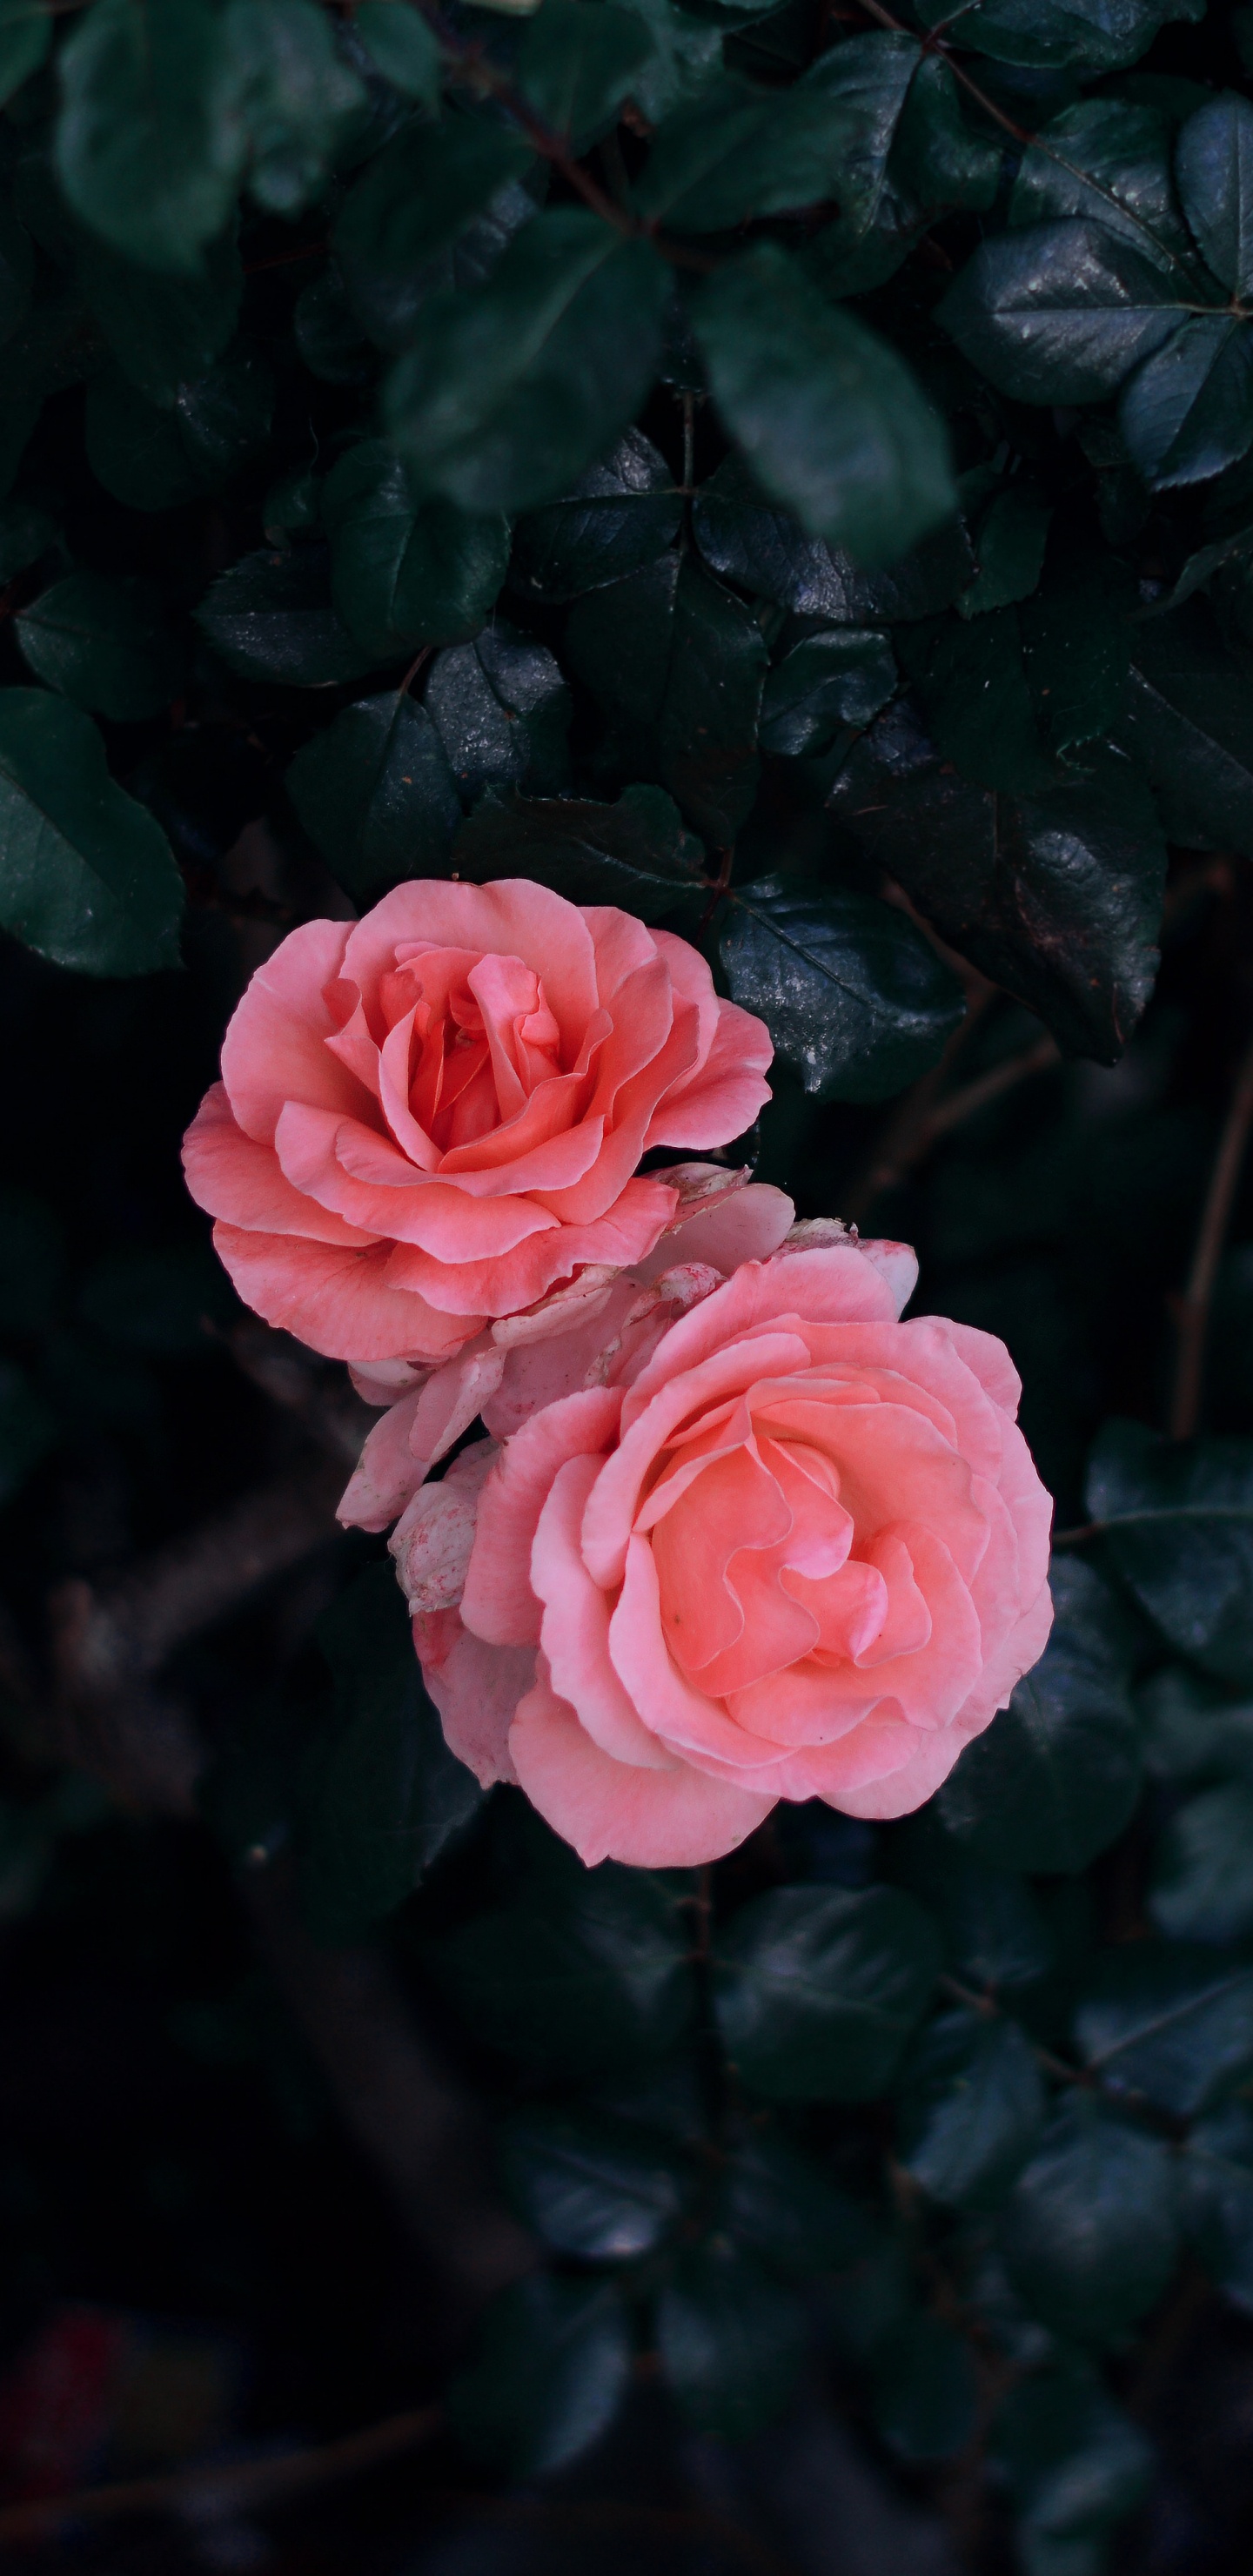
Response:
[[532, 1456, 672, 1768], [509, 1670, 774, 1868], [337, 1391, 425, 1532], [634, 1182, 795, 1283], [416, 1610, 533, 1788], [409, 1343, 506, 1475], [392, 1439, 498, 1609]]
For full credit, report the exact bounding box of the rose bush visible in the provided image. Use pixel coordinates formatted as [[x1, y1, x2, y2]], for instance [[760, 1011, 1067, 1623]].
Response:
[[344, 1208, 1054, 1866], [182, 878, 772, 1364]]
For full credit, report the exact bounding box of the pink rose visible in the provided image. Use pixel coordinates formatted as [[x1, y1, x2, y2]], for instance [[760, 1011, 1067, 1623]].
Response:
[[346, 1209, 1055, 1868], [182, 878, 772, 1364]]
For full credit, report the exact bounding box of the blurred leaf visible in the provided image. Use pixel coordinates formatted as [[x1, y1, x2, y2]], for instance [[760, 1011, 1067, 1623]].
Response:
[[300, 1564, 482, 1942], [56, 0, 238, 273], [386, 209, 668, 515], [0, 1359, 55, 1504], [936, 1561, 1142, 1874], [286, 690, 460, 900], [719, 2126, 870, 2274], [509, 427, 681, 606], [0, 688, 184, 973], [425, 624, 571, 803], [218, 0, 365, 216], [1088, 1420, 1253, 1686], [499, 2106, 687, 2259], [566, 552, 766, 843], [1115, 600, 1253, 855], [452, 2275, 632, 2476], [657, 2238, 807, 2437], [77, 225, 242, 405], [196, 544, 375, 685], [870, 2312, 979, 2463], [694, 451, 973, 615], [17, 574, 183, 722], [0, 1189, 64, 1336], [353, 0, 440, 98], [334, 119, 537, 355], [634, 75, 859, 232], [322, 438, 509, 657], [759, 629, 896, 756], [1075, 1945, 1253, 2117], [714, 1884, 940, 2102], [956, 482, 1051, 619], [453, 785, 706, 920], [798, 31, 919, 235], [898, 2009, 1047, 2210], [990, 2365, 1154, 2569], [692, 245, 955, 568], [78, 1244, 231, 1352], [1138, 1662, 1253, 1785], [718, 874, 965, 1103], [887, 1817, 1058, 1990], [0, 0, 49, 107], [1180, 2100, 1253, 2311], [516, 0, 655, 151], [86, 347, 274, 513], [1000, 2093, 1180, 2344], [425, 1862, 697, 2080], [1149, 1780, 1253, 1943]]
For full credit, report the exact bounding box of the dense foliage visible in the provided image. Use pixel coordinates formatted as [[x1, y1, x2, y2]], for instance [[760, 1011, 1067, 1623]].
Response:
[[8, 0, 1253, 2568]]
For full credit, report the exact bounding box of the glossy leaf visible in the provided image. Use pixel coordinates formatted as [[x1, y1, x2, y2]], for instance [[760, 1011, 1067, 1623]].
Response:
[[759, 628, 896, 755], [956, 482, 1051, 619], [914, 0, 1204, 74], [16, 574, 182, 722], [693, 245, 955, 568], [566, 552, 766, 843], [1000, 2094, 1180, 2345], [941, 221, 1187, 408], [499, 2106, 687, 2259], [1120, 315, 1253, 491], [452, 2275, 632, 2476], [425, 1862, 697, 2081], [322, 438, 508, 657], [509, 427, 681, 605], [718, 874, 965, 1104], [452, 785, 706, 921], [1149, 1779, 1253, 1943], [898, 2009, 1047, 2211], [799, 31, 920, 238], [286, 690, 460, 900], [714, 1884, 941, 2102], [1088, 1419, 1253, 1685], [0, 688, 184, 974], [425, 625, 571, 804], [657, 2239, 807, 2437], [385, 210, 669, 515], [1075, 1945, 1253, 2117], [720, 2128, 871, 2275], [196, 545, 375, 686], [1176, 92, 1253, 299], [56, 0, 238, 275], [1008, 97, 1191, 270]]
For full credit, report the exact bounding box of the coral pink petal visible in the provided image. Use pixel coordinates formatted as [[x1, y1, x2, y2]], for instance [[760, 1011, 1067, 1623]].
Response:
[[607, 1537, 786, 1776], [418, 1614, 534, 1789], [646, 998, 774, 1150], [220, 918, 357, 1144], [462, 1386, 621, 1647], [383, 1176, 680, 1320], [212, 1224, 477, 1364], [634, 1184, 795, 1284], [508, 1671, 774, 1868], [585, 1332, 812, 1587], [183, 1085, 373, 1246], [344, 880, 600, 1055], [337, 1391, 425, 1532], [533, 1456, 672, 1768]]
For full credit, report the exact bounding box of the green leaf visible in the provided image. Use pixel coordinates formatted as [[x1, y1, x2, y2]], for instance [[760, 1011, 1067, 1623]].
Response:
[[1176, 93, 1253, 299], [1075, 1945, 1253, 2117], [1087, 1419, 1253, 1686], [425, 624, 570, 804], [914, 0, 1203, 75], [218, 0, 365, 217], [692, 245, 955, 569], [0, 1188, 64, 1336], [0, 496, 59, 591], [940, 221, 1187, 408], [1180, 2101, 1253, 2311], [799, 31, 920, 237], [890, 51, 1002, 215], [0, 688, 184, 974], [425, 1860, 697, 2080], [1008, 98, 1192, 272], [56, 0, 239, 276], [499, 2105, 687, 2259], [77, 225, 243, 406], [0, 0, 50, 109], [990, 2365, 1153, 2561], [827, 710, 1166, 1063], [286, 690, 459, 901], [1000, 2094, 1180, 2345], [634, 74, 856, 232], [719, 2127, 871, 2274], [613, 0, 720, 124], [869, 2312, 979, 2463], [759, 629, 897, 756], [16, 574, 183, 722], [898, 2009, 1047, 2211], [196, 545, 375, 686], [322, 438, 508, 658], [386, 209, 668, 516], [718, 874, 964, 1104], [516, 0, 655, 151], [452, 2275, 632, 2477], [566, 552, 766, 844], [452, 785, 707, 921], [174, 346, 276, 488], [1138, 1662, 1253, 1786], [293, 260, 376, 386], [899, 607, 1056, 796], [353, 0, 440, 100], [1018, 546, 1134, 756], [1149, 1779, 1253, 1943], [300, 1564, 481, 1942], [1116, 599, 1253, 854], [693, 452, 973, 616], [957, 482, 1052, 619], [887, 1817, 1058, 1991], [935, 1561, 1141, 1875], [85, 366, 203, 512], [333, 117, 536, 355], [1120, 316, 1253, 491], [0, 1359, 56, 1505], [0, 198, 34, 359], [510, 427, 681, 605], [714, 1884, 940, 2103], [657, 2239, 807, 2437]]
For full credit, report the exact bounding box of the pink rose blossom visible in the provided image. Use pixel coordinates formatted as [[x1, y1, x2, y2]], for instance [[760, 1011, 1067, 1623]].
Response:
[[341, 1197, 1054, 1868], [182, 878, 772, 1365]]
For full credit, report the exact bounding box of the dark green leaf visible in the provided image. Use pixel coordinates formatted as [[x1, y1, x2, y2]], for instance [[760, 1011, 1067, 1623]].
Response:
[[799, 31, 920, 237], [898, 2009, 1047, 2210], [452, 2275, 632, 2477], [425, 1862, 696, 2080], [287, 690, 459, 900], [452, 784, 706, 921], [517, 0, 655, 151], [175, 346, 275, 488], [56, 0, 238, 275], [566, 552, 766, 843], [694, 451, 973, 616], [322, 438, 508, 657], [936, 1561, 1141, 1874], [333, 117, 536, 355], [827, 708, 1166, 1062], [940, 221, 1187, 408], [78, 1244, 231, 1352], [634, 74, 854, 232], [0, 496, 59, 589], [292, 260, 376, 386], [760, 629, 896, 756], [0, 1359, 55, 1504], [77, 225, 243, 406], [887, 1816, 1058, 1990], [85, 366, 203, 512], [510, 427, 681, 605], [692, 245, 955, 568], [425, 624, 571, 804], [0, 0, 50, 108], [914, 0, 1203, 75], [386, 209, 668, 516], [899, 607, 1056, 795], [499, 2106, 687, 2259], [0, 688, 184, 973], [1088, 1419, 1253, 1685], [714, 1884, 940, 2102], [1075, 1945, 1253, 2117], [1120, 316, 1253, 491], [1138, 1662, 1253, 1786], [16, 574, 182, 721], [870, 2312, 979, 2463], [1000, 2094, 1180, 2345], [657, 2239, 807, 2437], [956, 482, 1052, 619], [719, 874, 964, 1104], [1176, 92, 1253, 299], [0, 198, 34, 356], [719, 2127, 870, 2274], [353, 0, 440, 100], [1116, 598, 1253, 854], [1008, 98, 1191, 271], [0, 1188, 64, 1335], [1180, 2102, 1253, 2311], [1018, 546, 1134, 755], [990, 2365, 1153, 2558], [218, 0, 365, 216], [196, 544, 375, 686], [1149, 1779, 1253, 1943], [890, 52, 1002, 214]]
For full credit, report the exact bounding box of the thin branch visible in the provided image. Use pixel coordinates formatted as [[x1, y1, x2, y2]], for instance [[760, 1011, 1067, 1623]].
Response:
[[1169, 1023, 1253, 1440], [843, 1016, 1057, 1224]]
